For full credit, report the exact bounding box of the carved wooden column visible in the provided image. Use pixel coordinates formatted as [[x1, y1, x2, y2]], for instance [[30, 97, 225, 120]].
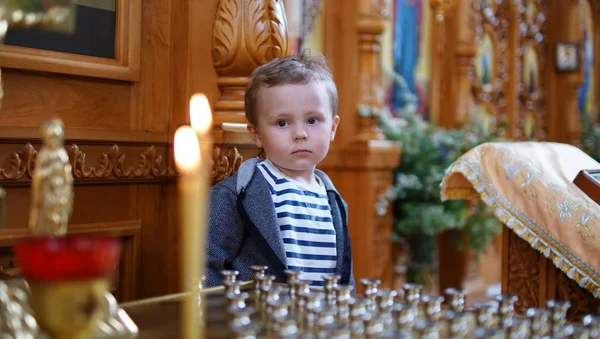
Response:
[[545, 0, 583, 143], [212, 0, 290, 125], [429, 0, 454, 126], [210, 0, 290, 172], [322, 0, 400, 290], [356, 0, 388, 141]]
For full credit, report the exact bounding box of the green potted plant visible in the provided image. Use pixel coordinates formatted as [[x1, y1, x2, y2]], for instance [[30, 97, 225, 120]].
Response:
[[360, 74, 504, 286]]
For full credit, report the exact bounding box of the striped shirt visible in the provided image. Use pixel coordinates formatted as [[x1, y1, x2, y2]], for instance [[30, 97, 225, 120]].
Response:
[[258, 160, 337, 287]]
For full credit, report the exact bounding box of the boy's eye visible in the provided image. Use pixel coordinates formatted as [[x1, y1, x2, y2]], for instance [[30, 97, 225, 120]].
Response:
[[307, 117, 318, 124], [276, 120, 288, 127]]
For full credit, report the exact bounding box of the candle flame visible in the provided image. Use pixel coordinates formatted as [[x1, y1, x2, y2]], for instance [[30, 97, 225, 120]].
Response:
[[190, 93, 213, 135], [174, 126, 201, 174]]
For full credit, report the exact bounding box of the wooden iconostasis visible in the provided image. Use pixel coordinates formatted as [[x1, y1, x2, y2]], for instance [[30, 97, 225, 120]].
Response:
[[382, 0, 600, 295], [385, 0, 597, 142]]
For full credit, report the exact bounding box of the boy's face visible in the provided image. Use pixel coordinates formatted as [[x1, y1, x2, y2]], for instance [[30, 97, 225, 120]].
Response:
[[248, 82, 340, 179]]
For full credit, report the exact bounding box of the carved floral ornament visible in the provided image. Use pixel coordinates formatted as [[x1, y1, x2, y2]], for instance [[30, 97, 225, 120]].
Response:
[[0, 144, 248, 183], [212, 0, 289, 76]]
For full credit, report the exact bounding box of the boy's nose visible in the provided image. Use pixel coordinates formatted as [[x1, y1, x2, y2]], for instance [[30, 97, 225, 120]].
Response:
[[293, 128, 308, 140]]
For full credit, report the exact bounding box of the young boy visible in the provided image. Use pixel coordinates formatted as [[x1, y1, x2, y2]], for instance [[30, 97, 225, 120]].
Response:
[[205, 50, 354, 288]]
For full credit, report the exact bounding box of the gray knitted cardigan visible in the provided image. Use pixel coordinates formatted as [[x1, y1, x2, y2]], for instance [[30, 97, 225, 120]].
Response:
[[205, 158, 354, 287]]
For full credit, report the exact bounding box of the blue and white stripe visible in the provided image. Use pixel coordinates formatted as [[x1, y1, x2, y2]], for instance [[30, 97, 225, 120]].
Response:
[[258, 160, 337, 286]]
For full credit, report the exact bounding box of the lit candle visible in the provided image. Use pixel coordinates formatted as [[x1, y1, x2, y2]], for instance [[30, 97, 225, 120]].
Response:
[[189, 93, 213, 285], [187, 93, 213, 338], [190, 93, 213, 137], [190, 93, 214, 175], [174, 126, 202, 339]]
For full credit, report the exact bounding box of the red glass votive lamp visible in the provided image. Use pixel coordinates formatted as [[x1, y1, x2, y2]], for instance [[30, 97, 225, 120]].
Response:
[[14, 235, 122, 339]]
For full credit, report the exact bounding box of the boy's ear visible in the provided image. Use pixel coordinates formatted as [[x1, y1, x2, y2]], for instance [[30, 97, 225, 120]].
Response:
[[330, 115, 340, 141], [247, 123, 263, 148]]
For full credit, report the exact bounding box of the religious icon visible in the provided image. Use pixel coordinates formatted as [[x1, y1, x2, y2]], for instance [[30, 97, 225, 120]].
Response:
[[523, 45, 539, 94], [28, 118, 73, 236], [391, 0, 431, 115], [475, 32, 495, 89]]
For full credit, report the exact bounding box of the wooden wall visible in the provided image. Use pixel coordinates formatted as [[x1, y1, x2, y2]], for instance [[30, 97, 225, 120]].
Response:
[[0, 0, 401, 300], [0, 0, 224, 301]]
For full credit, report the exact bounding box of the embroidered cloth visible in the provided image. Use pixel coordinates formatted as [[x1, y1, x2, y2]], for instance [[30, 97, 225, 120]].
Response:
[[441, 142, 600, 297]]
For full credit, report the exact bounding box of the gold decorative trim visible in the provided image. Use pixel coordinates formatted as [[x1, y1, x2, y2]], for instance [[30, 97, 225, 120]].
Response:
[[1, 144, 250, 185], [441, 160, 600, 298], [0, 143, 176, 183], [68, 145, 175, 179]]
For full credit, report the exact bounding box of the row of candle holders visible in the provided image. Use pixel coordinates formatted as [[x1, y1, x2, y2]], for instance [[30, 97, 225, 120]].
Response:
[[213, 266, 600, 338]]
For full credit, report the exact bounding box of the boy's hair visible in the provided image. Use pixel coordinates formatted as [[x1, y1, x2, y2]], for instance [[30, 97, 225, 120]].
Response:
[[245, 49, 338, 125]]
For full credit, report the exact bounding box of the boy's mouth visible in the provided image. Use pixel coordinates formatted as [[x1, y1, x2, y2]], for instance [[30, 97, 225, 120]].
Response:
[[292, 149, 311, 154]]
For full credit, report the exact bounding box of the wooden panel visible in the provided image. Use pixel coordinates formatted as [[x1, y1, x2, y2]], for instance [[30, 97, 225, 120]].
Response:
[[502, 228, 600, 321], [502, 227, 544, 313], [0, 69, 131, 129]]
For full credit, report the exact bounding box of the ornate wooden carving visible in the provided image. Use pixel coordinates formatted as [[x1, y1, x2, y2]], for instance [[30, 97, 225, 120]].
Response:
[[212, 0, 290, 124], [556, 265, 600, 321], [0, 144, 38, 180], [212, 146, 244, 183], [515, 0, 547, 140], [68, 145, 176, 180], [504, 227, 600, 321], [0, 142, 261, 186], [0, 144, 175, 183], [505, 229, 541, 313], [355, 0, 389, 141]]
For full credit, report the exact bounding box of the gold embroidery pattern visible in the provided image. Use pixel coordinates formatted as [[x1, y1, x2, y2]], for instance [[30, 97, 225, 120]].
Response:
[[441, 143, 600, 297]]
